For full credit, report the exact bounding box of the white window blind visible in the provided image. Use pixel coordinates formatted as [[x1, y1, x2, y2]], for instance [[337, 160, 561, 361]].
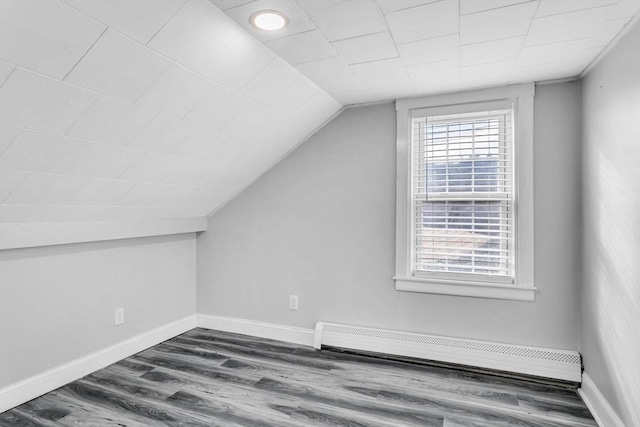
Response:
[[411, 104, 515, 282]]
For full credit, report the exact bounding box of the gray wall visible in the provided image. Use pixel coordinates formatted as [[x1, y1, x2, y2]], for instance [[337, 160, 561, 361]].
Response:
[[580, 22, 640, 427], [0, 233, 196, 388], [197, 81, 582, 350]]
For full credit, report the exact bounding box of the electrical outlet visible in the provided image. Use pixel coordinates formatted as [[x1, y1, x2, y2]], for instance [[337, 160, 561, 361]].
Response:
[[114, 308, 125, 326], [289, 294, 298, 311]]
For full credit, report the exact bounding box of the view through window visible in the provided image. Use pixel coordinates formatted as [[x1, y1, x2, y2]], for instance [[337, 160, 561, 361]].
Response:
[[411, 107, 514, 282]]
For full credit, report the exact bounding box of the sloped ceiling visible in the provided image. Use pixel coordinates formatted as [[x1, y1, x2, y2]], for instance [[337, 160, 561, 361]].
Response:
[[2, 0, 638, 227], [0, 0, 341, 224], [219, 0, 640, 105]]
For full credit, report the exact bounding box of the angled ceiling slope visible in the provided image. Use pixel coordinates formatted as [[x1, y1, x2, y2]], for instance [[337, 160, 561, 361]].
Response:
[[0, 0, 341, 226], [219, 0, 640, 105]]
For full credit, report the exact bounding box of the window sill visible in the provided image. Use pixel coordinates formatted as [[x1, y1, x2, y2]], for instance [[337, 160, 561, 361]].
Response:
[[393, 276, 536, 301]]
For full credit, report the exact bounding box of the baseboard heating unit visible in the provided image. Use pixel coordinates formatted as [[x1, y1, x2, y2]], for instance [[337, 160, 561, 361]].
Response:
[[314, 322, 582, 382]]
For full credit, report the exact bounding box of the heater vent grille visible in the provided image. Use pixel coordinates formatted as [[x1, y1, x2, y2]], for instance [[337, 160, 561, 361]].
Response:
[[320, 323, 582, 372]]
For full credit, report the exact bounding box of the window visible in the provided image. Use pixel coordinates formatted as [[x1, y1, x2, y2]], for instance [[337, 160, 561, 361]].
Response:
[[394, 85, 536, 301]]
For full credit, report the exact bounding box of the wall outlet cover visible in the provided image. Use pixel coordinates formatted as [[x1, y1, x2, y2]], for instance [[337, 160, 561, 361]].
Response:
[[114, 308, 125, 326], [289, 295, 298, 311]]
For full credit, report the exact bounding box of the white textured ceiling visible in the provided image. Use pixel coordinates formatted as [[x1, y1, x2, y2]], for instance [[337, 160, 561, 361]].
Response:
[[217, 0, 640, 105], [2, 0, 638, 225], [0, 0, 341, 223]]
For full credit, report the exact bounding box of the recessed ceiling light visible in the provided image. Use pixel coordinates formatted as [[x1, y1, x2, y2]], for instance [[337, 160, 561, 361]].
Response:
[[250, 10, 288, 31]]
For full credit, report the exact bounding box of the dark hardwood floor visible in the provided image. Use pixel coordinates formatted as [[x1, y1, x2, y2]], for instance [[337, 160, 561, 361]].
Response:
[[0, 328, 597, 426]]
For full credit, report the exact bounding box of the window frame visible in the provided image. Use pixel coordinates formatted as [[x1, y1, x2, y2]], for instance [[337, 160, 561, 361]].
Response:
[[394, 84, 536, 301]]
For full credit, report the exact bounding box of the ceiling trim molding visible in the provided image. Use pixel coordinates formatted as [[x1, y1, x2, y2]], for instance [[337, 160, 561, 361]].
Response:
[[0, 217, 206, 250], [580, 11, 640, 78], [344, 99, 395, 109]]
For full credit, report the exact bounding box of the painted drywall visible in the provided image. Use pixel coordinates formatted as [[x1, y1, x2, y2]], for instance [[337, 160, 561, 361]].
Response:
[[197, 81, 582, 350], [0, 233, 196, 388], [580, 21, 640, 427]]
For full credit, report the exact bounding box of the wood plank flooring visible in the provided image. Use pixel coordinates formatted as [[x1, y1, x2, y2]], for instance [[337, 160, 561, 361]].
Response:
[[0, 328, 597, 426]]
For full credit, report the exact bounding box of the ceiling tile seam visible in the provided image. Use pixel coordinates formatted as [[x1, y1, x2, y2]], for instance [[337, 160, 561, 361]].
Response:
[[303, 71, 364, 86], [177, 102, 228, 130], [520, 36, 597, 50], [0, 125, 23, 156], [123, 108, 184, 148], [0, 169, 234, 189], [55, 0, 336, 110], [58, 90, 102, 136], [396, 31, 459, 48], [462, 31, 532, 47], [376, 0, 444, 15], [303, 71, 363, 86], [61, 177, 93, 206], [459, 34, 528, 48], [460, 0, 538, 17], [293, 0, 344, 13], [460, 59, 518, 71], [328, 29, 390, 44], [203, 104, 345, 218], [0, 174, 28, 203], [131, 61, 174, 106], [65, 176, 94, 205], [606, 4, 638, 21], [261, 27, 320, 45], [508, 0, 542, 85], [116, 157, 194, 185], [142, 0, 189, 46], [375, 0, 416, 94], [348, 56, 412, 73], [330, 33, 402, 66], [1, 202, 217, 209], [0, 65, 223, 144], [171, 131, 233, 160], [2, 65, 103, 101], [35, 81, 279, 153], [0, 63, 17, 89], [235, 56, 279, 98], [535, 2, 622, 19], [102, 111, 163, 150], [59, 203, 217, 208], [245, 17, 320, 44], [215, 0, 252, 12], [262, 5, 347, 103], [342, 53, 402, 67], [0, 161, 237, 184], [260, 54, 344, 106], [282, 50, 340, 66], [61, 95, 161, 148], [3, 123, 145, 161], [0, 123, 231, 180], [61, 26, 109, 82], [108, 182, 222, 207], [115, 155, 188, 184], [111, 152, 161, 181], [201, 2, 343, 105], [175, 85, 230, 126]]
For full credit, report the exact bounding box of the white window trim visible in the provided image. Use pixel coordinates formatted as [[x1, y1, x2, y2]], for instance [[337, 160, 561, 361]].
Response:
[[394, 84, 536, 302]]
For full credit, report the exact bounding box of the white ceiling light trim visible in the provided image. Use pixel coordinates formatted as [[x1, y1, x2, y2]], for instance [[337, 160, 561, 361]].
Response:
[[251, 10, 288, 31]]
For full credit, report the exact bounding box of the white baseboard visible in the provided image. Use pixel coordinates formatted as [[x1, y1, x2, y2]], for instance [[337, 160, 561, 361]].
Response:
[[0, 314, 197, 413], [579, 373, 625, 427], [197, 314, 314, 347]]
